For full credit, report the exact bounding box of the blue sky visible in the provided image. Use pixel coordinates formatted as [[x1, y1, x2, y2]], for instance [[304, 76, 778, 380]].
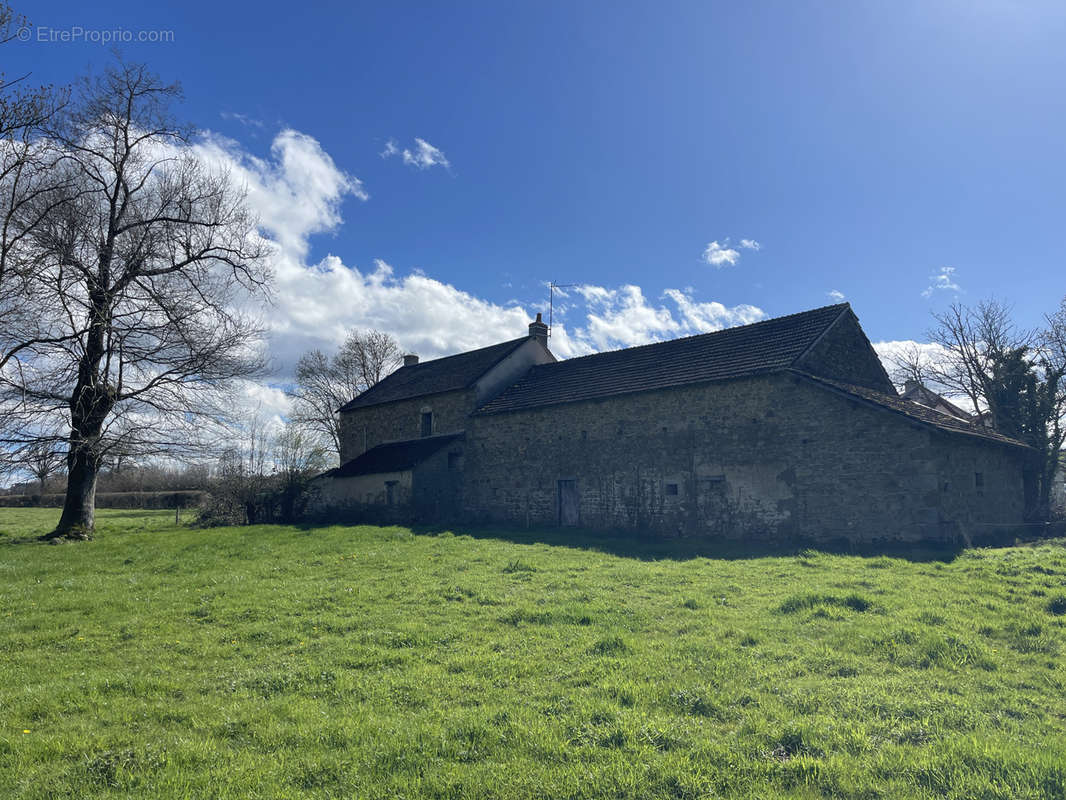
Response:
[[10, 0, 1066, 376]]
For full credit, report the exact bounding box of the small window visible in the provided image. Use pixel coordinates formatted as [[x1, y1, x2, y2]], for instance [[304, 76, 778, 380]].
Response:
[[385, 480, 398, 505], [665, 483, 679, 496], [975, 472, 984, 493], [420, 411, 433, 437], [448, 452, 461, 470]]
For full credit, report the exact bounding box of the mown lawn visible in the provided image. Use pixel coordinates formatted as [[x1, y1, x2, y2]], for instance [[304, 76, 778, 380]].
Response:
[[1, 509, 1065, 799]]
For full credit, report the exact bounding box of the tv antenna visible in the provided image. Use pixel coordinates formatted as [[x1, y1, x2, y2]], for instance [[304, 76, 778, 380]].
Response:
[[548, 281, 576, 338]]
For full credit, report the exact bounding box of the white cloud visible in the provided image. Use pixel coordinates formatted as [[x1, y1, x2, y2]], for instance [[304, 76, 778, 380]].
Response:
[[193, 128, 768, 385], [194, 129, 367, 262], [739, 239, 761, 251], [827, 289, 845, 302], [921, 266, 962, 298], [220, 111, 264, 129], [561, 285, 765, 353], [872, 340, 950, 374], [870, 339, 980, 411], [703, 240, 740, 267], [381, 137, 450, 170], [664, 289, 766, 332]]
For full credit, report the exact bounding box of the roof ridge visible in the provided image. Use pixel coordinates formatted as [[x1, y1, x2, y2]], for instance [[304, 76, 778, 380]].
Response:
[[399, 336, 527, 369], [531, 302, 850, 369], [339, 336, 531, 411]]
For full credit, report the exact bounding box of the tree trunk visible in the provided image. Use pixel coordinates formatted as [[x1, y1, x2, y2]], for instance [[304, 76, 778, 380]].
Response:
[[49, 442, 99, 539]]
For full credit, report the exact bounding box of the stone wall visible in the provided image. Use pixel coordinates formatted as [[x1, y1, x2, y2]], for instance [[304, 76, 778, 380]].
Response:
[[465, 373, 1027, 542], [311, 469, 411, 511], [796, 309, 897, 394], [338, 389, 473, 463]]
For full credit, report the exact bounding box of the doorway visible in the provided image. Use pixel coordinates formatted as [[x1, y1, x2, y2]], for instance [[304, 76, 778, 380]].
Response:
[[558, 479, 579, 526]]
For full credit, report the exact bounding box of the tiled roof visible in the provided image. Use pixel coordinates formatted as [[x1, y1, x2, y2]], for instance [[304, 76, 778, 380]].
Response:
[[797, 372, 1030, 448], [340, 338, 528, 411], [476, 304, 849, 415], [324, 433, 463, 477], [900, 382, 975, 422]]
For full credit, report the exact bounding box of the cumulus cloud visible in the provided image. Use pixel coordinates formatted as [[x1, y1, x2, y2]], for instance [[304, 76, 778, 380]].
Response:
[[922, 266, 962, 298], [194, 129, 367, 261], [702, 237, 760, 267], [563, 285, 765, 353], [381, 137, 450, 170], [193, 128, 767, 387], [702, 240, 740, 267], [267, 257, 534, 370], [664, 289, 766, 332], [871, 340, 950, 375], [827, 289, 845, 302]]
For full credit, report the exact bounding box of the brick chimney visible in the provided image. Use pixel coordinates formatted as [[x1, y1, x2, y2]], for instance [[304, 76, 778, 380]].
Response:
[[403, 354, 419, 367], [528, 312, 548, 346]]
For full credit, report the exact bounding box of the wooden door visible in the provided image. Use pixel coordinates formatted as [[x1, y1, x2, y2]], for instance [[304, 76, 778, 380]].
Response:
[[558, 479, 579, 526]]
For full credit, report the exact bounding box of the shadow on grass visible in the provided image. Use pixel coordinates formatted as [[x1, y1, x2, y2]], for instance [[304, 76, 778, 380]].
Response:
[[390, 522, 967, 563]]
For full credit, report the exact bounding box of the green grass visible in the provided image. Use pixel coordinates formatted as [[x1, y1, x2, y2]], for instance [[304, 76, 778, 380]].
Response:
[[1, 509, 1065, 799]]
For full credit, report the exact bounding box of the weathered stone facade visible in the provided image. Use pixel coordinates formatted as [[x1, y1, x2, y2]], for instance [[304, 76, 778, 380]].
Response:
[[318, 303, 1031, 543], [339, 389, 472, 462], [465, 373, 1026, 542]]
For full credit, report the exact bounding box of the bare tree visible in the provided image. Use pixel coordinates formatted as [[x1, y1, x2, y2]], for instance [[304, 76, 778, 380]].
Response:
[[25, 436, 64, 495], [0, 4, 67, 139], [273, 423, 329, 522], [924, 301, 1035, 424], [0, 4, 69, 374], [885, 341, 938, 392], [923, 300, 1066, 518], [289, 329, 402, 458], [0, 61, 270, 539]]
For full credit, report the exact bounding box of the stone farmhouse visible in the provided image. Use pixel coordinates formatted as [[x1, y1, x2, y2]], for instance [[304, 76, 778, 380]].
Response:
[[314, 303, 1032, 543]]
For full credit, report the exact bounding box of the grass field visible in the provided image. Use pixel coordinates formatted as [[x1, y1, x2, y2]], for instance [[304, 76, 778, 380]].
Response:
[[1, 508, 1065, 799]]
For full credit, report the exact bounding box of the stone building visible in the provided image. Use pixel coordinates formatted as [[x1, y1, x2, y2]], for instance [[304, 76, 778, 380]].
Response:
[[315, 304, 1032, 542], [900, 379, 979, 423]]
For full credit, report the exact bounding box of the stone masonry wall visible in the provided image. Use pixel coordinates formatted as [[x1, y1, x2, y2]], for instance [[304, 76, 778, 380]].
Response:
[[464, 373, 1027, 542], [338, 389, 474, 463], [927, 431, 1027, 539], [795, 310, 897, 394]]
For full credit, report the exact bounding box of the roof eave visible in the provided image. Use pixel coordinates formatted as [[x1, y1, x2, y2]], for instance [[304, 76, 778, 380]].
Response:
[[790, 370, 1033, 450]]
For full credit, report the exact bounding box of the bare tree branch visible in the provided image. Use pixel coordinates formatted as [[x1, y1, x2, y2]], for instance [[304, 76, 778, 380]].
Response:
[[0, 59, 271, 538], [288, 329, 403, 458]]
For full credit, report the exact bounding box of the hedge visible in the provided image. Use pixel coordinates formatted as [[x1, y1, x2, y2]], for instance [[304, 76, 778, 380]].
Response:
[[0, 491, 205, 509]]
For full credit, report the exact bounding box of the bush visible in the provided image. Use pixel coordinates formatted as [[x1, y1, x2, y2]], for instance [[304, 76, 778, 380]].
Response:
[[197, 474, 319, 527]]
